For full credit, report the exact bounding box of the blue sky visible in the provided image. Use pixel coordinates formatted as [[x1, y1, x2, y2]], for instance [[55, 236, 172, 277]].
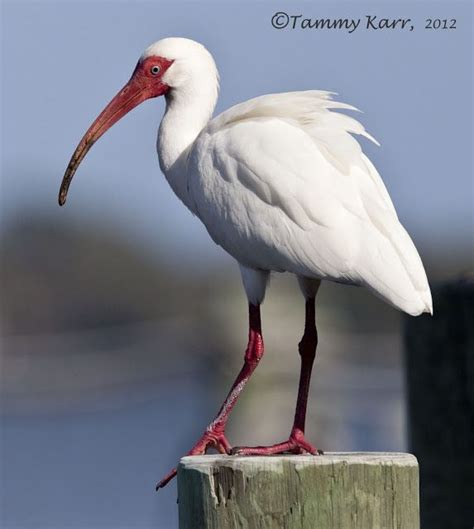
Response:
[[2, 1, 472, 269]]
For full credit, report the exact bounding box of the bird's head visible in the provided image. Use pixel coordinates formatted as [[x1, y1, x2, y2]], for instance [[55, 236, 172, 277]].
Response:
[[58, 37, 218, 206]]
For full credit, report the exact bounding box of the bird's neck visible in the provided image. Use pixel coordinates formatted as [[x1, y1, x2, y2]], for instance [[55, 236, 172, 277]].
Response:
[[157, 83, 217, 209]]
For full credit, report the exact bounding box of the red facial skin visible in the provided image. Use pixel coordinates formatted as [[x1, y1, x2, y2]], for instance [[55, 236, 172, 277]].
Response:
[[58, 56, 174, 206]]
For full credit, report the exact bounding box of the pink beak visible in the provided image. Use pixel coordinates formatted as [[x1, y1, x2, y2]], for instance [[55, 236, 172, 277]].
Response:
[[58, 68, 168, 206]]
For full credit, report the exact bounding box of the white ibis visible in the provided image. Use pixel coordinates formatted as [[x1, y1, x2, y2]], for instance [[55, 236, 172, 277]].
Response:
[[59, 38, 433, 490]]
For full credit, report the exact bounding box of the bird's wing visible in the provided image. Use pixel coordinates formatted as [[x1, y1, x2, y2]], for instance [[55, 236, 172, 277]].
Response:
[[209, 91, 377, 167], [189, 92, 432, 315], [210, 91, 396, 213]]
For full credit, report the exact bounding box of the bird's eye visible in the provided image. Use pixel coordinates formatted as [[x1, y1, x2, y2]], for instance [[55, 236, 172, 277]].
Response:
[[150, 65, 161, 75]]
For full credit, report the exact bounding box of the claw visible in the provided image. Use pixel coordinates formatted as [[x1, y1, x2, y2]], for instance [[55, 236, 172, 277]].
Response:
[[156, 468, 177, 490]]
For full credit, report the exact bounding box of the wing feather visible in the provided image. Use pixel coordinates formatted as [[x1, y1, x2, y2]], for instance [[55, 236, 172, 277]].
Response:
[[188, 93, 432, 315]]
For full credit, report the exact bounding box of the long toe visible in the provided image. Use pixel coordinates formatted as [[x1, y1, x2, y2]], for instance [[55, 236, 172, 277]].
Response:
[[232, 433, 322, 456], [156, 429, 232, 491], [156, 468, 177, 490]]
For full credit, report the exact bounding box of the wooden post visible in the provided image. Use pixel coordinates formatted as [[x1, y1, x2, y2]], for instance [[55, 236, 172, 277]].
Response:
[[177, 453, 419, 529], [405, 278, 474, 529]]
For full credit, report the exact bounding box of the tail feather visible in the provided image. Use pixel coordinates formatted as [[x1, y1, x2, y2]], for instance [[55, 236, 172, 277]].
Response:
[[355, 217, 432, 316]]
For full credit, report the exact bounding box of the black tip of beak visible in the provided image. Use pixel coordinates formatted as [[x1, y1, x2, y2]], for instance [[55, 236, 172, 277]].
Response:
[[58, 166, 74, 206], [58, 190, 67, 206]]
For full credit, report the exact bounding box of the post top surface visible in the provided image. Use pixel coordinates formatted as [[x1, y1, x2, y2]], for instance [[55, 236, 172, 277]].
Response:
[[180, 452, 418, 471]]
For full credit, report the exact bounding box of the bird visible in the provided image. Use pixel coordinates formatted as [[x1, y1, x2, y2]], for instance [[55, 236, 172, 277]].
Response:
[[58, 37, 432, 490]]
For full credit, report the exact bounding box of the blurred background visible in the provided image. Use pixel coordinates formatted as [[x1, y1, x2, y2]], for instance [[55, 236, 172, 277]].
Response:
[[1, 1, 472, 528]]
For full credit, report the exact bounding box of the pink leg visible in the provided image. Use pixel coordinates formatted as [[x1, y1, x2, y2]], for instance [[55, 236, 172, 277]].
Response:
[[156, 303, 264, 490], [232, 297, 322, 456]]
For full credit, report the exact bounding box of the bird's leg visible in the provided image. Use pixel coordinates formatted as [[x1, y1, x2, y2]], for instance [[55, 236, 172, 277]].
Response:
[[232, 297, 322, 456], [156, 303, 264, 490]]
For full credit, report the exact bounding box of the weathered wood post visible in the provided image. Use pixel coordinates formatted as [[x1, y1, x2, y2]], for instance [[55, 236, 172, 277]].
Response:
[[405, 278, 474, 529], [177, 453, 419, 529]]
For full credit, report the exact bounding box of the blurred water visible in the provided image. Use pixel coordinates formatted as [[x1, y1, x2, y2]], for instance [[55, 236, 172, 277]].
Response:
[[1, 351, 405, 529], [0, 212, 410, 528], [1, 375, 209, 529]]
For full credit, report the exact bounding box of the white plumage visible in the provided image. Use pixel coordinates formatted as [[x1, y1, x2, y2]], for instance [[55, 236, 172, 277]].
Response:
[[151, 38, 432, 315], [59, 36, 434, 490]]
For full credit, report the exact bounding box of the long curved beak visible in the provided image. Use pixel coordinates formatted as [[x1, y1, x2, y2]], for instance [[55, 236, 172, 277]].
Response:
[[58, 75, 154, 206]]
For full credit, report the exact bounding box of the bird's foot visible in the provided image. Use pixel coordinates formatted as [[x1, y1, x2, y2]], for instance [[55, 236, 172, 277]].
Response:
[[231, 428, 323, 456], [156, 427, 232, 490]]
